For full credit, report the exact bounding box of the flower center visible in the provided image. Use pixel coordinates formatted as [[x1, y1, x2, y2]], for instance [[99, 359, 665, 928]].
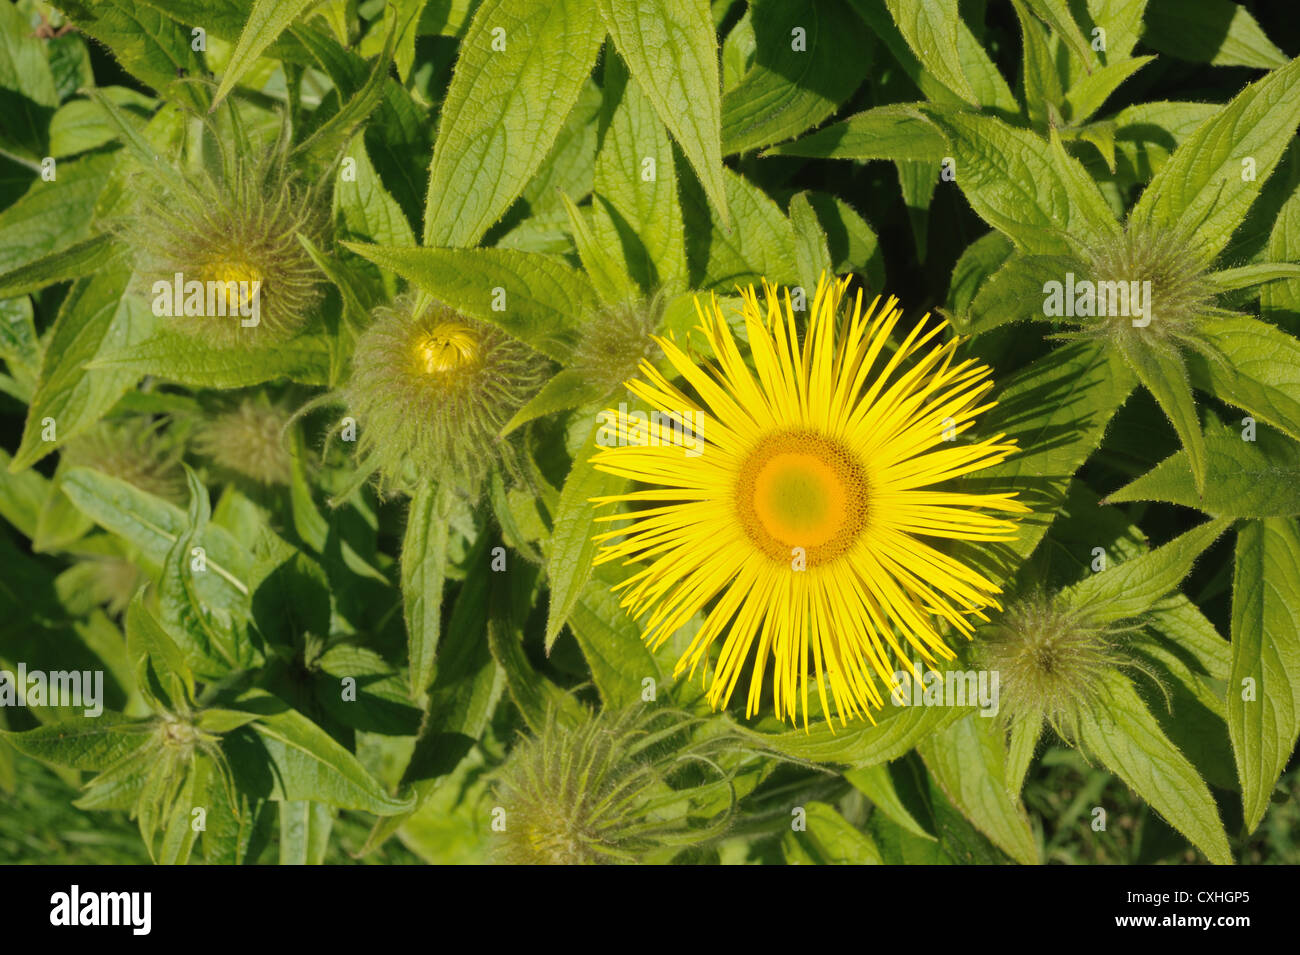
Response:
[[735, 430, 868, 565], [206, 260, 263, 312], [415, 323, 479, 375]]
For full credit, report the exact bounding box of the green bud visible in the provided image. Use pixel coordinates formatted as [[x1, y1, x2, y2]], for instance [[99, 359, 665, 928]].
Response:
[[490, 705, 735, 865]]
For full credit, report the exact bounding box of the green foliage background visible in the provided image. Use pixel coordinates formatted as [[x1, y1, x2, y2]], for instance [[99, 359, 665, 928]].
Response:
[[0, 0, 1298, 864]]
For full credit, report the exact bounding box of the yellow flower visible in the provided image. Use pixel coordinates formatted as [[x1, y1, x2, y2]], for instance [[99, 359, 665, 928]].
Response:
[[591, 275, 1029, 728]]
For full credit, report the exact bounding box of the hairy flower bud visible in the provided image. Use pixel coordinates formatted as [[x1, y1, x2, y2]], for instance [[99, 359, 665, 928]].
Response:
[[489, 706, 734, 865], [125, 124, 325, 347], [193, 392, 295, 487], [570, 293, 666, 397], [974, 592, 1148, 739], [339, 294, 549, 495]]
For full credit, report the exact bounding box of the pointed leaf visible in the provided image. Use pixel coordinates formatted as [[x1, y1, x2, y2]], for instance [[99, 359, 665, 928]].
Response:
[[1117, 336, 1208, 495], [212, 0, 321, 109], [402, 481, 448, 698], [1228, 518, 1300, 833], [1060, 517, 1229, 624], [545, 425, 625, 652], [1187, 317, 1300, 443], [423, 0, 605, 246], [598, 0, 730, 224], [1077, 669, 1232, 864], [919, 108, 1120, 256], [768, 103, 947, 162], [1130, 56, 1300, 263], [1106, 424, 1300, 518], [591, 58, 688, 292], [236, 690, 414, 815], [918, 713, 1038, 865]]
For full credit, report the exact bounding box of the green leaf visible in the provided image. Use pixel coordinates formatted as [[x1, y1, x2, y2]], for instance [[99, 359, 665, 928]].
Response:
[[0, 298, 40, 388], [1013, 0, 1063, 129], [343, 243, 597, 363], [369, 533, 507, 862], [973, 341, 1137, 579], [250, 552, 331, 653], [1117, 336, 1208, 496], [559, 191, 636, 304], [598, 0, 730, 225], [844, 763, 935, 841], [1024, 0, 1096, 73], [11, 268, 147, 471], [0, 152, 115, 275], [788, 191, 833, 287], [1068, 120, 1117, 172], [235, 690, 413, 815], [804, 192, 885, 291], [1143, 0, 1288, 69], [918, 713, 1038, 864], [848, 0, 1014, 111], [1064, 57, 1154, 124], [405, 535, 505, 776], [1085, 0, 1147, 63], [767, 103, 947, 162], [1148, 594, 1232, 684], [882, 0, 976, 104], [590, 58, 688, 293], [919, 109, 1120, 256], [784, 801, 883, 864], [960, 252, 1082, 336], [289, 22, 429, 228], [0, 447, 47, 539], [0, 0, 58, 160], [60, 467, 255, 610], [278, 801, 334, 865], [743, 695, 963, 768], [1188, 318, 1300, 444], [502, 369, 605, 437], [1130, 56, 1300, 264], [201, 759, 268, 864], [682, 166, 800, 288], [720, 0, 870, 154], [89, 330, 332, 389], [1205, 263, 1300, 292], [1228, 518, 1300, 833], [1106, 424, 1300, 518], [156, 469, 262, 673], [0, 234, 125, 300], [1005, 717, 1039, 797], [1262, 178, 1300, 324], [486, 575, 584, 734], [501, 77, 601, 238], [125, 591, 195, 713], [402, 482, 448, 698], [1109, 100, 1218, 184], [291, 20, 400, 171], [545, 425, 624, 652], [566, 567, 663, 709], [423, 0, 604, 246], [56, 0, 207, 112], [212, 0, 320, 109], [48, 87, 155, 158], [382, 0, 432, 82], [1077, 669, 1232, 864], [1060, 517, 1229, 624], [153, 754, 207, 866], [196, 709, 262, 735], [0, 714, 150, 772]]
